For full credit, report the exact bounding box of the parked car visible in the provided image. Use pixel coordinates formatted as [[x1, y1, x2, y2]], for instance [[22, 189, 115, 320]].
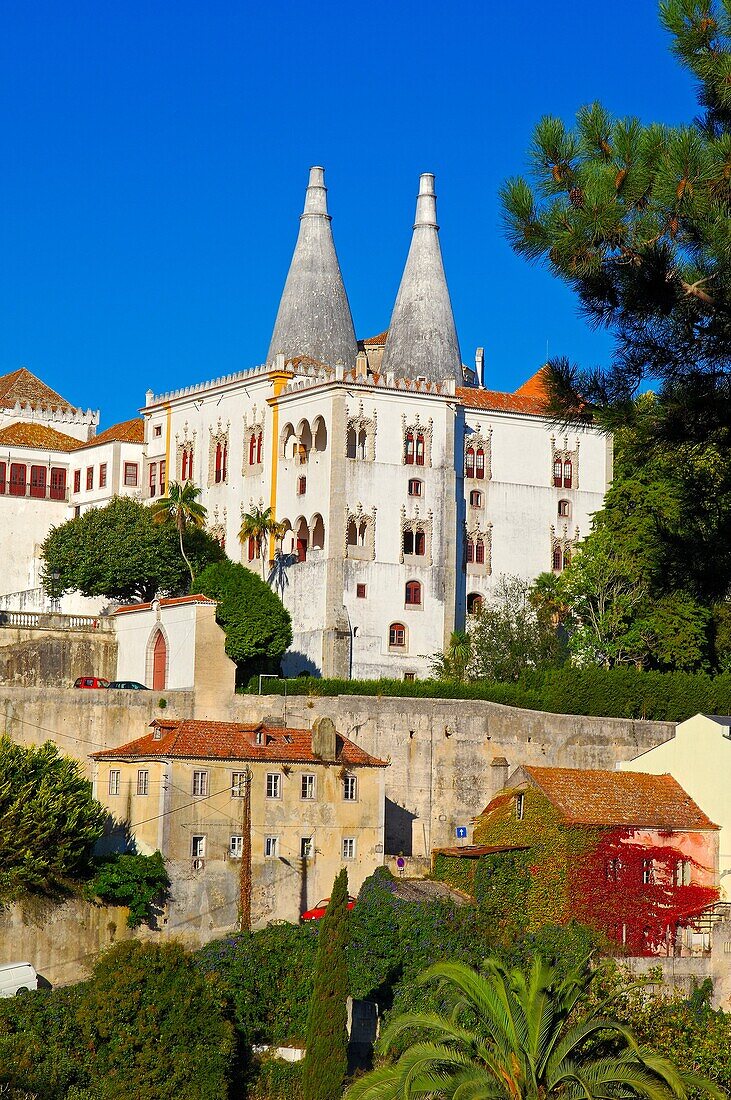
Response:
[[301, 896, 357, 921], [106, 680, 149, 690], [0, 962, 38, 997], [73, 676, 109, 689]]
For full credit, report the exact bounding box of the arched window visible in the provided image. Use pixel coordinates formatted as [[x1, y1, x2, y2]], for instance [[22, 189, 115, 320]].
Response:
[[357, 520, 367, 547], [408, 478, 422, 497], [475, 539, 485, 565], [405, 580, 421, 606], [248, 536, 258, 562], [295, 518, 309, 562], [257, 432, 263, 464], [313, 417, 327, 452], [466, 539, 474, 563], [389, 623, 406, 647], [249, 436, 257, 465], [415, 433, 425, 466], [467, 593, 483, 615], [215, 443, 223, 483], [414, 529, 425, 556], [346, 426, 357, 459], [553, 459, 563, 487], [469, 490, 482, 507], [563, 459, 572, 488], [558, 499, 571, 518], [357, 428, 367, 458], [151, 630, 167, 691], [403, 529, 414, 555], [182, 450, 188, 481], [553, 545, 563, 571], [465, 447, 475, 478], [563, 547, 572, 568], [476, 447, 485, 480], [311, 514, 325, 551], [347, 519, 358, 546], [405, 431, 415, 465]]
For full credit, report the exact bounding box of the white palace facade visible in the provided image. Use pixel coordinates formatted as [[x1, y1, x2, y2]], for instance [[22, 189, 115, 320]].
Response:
[[0, 168, 612, 677]]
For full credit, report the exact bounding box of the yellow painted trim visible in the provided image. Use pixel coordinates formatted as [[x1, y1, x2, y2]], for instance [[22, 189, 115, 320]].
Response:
[[164, 405, 172, 493]]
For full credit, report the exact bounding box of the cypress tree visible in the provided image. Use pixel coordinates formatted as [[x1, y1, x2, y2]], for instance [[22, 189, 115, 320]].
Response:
[[302, 868, 350, 1100]]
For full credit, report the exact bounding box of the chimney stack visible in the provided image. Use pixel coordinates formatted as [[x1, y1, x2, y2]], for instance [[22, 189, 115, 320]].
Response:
[[475, 347, 485, 388], [311, 716, 338, 762], [490, 756, 509, 795]]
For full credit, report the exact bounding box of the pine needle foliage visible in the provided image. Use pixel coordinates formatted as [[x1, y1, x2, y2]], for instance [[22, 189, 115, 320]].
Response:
[[302, 868, 351, 1100], [501, 0, 731, 446]]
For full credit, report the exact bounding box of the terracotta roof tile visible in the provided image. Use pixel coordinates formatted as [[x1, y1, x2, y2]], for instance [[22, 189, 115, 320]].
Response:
[[114, 594, 216, 615], [0, 422, 81, 452], [522, 766, 718, 830], [434, 844, 531, 859], [457, 366, 551, 417], [361, 331, 389, 346], [0, 368, 77, 412], [77, 418, 144, 449], [91, 718, 389, 768]]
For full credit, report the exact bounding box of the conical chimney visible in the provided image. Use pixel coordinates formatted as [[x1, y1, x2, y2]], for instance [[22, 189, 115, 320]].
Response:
[[381, 173, 462, 385], [267, 167, 358, 370]]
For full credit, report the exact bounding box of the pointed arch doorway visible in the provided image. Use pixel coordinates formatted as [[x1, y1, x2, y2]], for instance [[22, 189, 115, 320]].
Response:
[[152, 630, 167, 690]]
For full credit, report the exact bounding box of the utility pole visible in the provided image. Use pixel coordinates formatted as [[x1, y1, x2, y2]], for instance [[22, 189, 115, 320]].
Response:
[[239, 766, 252, 932]]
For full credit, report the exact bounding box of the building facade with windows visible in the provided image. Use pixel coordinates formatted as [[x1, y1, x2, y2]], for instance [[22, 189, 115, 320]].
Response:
[[91, 715, 388, 930]]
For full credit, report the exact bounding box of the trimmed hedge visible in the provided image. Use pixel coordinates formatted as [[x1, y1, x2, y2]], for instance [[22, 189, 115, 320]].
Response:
[[243, 667, 731, 722]]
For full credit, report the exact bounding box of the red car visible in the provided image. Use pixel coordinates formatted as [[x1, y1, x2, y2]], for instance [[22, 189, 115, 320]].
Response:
[[74, 676, 110, 689], [301, 896, 357, 921]]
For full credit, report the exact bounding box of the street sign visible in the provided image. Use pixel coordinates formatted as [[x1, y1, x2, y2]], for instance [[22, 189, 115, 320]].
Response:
[[455, 826, 468, 839]]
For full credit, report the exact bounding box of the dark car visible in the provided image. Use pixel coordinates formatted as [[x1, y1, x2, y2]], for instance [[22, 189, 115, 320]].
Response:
[[73, 677, 109, 689], [106, 681, 149, 690]]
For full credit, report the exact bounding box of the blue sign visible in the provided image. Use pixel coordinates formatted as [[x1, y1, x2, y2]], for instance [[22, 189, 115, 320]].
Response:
[[455, 826, 468, 839]]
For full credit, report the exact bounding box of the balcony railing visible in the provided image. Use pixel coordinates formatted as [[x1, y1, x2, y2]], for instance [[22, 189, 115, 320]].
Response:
[[0, 610, 114, 632]]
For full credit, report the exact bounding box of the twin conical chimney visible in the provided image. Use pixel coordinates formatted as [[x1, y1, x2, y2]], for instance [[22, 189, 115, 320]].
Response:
[[267, 169, 462, 385], [381, 173, 462, 385], [267, 167, 358, 370]]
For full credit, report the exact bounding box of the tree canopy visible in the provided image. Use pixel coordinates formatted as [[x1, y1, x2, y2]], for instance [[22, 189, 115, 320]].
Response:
[[41, 497, 225, 604], [195, 559, 292, 682], [150, 481, 208, 586], [501, 0, 731, 446], [0, 737, 106, 899]]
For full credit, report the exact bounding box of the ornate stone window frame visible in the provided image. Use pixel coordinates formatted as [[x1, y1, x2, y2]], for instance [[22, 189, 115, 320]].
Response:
[[551, 523, 580, 572], [345, 503, 376, 561], [175, 423, 196, 482], [345, 401, 377, 461], [550, 435, 580, 490], [208, 419, 230, 487], [208, 505, 227, 550], [402, 414, 433, 468], [243, 408, 264, 475], [465, 520, 493, 575], [464, 424, 492, 481], [399, 505, 433, 566]]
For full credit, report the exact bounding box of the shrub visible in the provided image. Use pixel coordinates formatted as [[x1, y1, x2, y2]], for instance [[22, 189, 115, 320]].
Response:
[[302, 870, 350, 1100], [84, 851, 170, 927], [248, 1058, 304, 1100]]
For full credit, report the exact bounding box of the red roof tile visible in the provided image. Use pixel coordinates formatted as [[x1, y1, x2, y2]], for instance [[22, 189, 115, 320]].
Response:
[[114, 594, 216, 615], [522, 766, 718, 830], [0, 422, 80, 452], [457, 366, 551, 418], [434, 844, 531, 859], [91, 718, 389, 768], [0, 368, 77, 412], [361, 331, 389, 346], [77, 418, 144, 449]]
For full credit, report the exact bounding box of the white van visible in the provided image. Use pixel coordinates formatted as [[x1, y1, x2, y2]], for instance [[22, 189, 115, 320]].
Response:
[[0, 962, 38, 997]]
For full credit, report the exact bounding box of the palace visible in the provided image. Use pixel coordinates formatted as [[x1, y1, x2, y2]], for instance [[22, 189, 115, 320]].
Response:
[[0, 168, 611, 677]]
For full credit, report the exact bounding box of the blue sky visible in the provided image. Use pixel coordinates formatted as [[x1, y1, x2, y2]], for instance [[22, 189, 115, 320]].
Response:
[[0, 1, 697, 425]]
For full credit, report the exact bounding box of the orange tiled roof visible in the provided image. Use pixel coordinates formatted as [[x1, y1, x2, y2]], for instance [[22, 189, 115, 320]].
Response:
[[0, 422, 81, 453], [361, 331, 389, 346], [76, 418, 144, 449], [434, 844, 531, 859], [114, 594, 216, 615], [91, 718, 389, 768], [457, 366, 550, 417], [0, 368, 76, 412], [522, 766, 718, 830]]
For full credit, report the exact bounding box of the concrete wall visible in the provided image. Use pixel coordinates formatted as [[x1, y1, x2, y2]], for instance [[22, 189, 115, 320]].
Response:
[[0, 621, 117, 687], [622, 919, 731, 1011]]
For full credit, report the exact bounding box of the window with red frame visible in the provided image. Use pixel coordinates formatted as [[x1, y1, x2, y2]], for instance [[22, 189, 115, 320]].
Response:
[[405, 431, 415, 465], [415, 433, 425, 466], [86, 466, 93, 491], [9, 464, 26, 497], [123, 463, 138, 487], [99, 463, 107, 489], [467, 593, 483, 615], [159, 460, 166, 492], [257, 432, 263, 464], [297, 476, 306, 495], [475, 539, 485, 565], [50, 467, 65, 500], [389, 622, 406, 646], [405, 580, 421, 606], [553, 545, 563, 571], [73, 469, 81, 494], [553, 459, 563, 487], [30, 466, 46, 498], [465, 447, 475, 478], [247, 536, 258, 562], [466, 539, 474, 563], [356, 583, 366, 598], [149, 463, 157, 496], [0, 462, 6, 494], [475, 448, 485, 479], [469, 490, 482, 507], [408, 478, 422, 497], [563, 459, 572, 488], [215, 443, 223, 483], [249, 435, 256, 465]]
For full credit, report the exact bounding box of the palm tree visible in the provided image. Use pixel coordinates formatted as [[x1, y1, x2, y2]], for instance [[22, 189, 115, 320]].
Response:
[[430, 630, 473, 683], [346, 956, 722, 1100], [150, 481, 207, 587], [239, 505, 278, 580]]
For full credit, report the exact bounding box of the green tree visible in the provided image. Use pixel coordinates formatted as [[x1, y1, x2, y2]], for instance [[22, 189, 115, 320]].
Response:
[[75, 941, 235, 1100], [150, 480, 208, 587], [302, 869, 351, 1100], [429, 630, 473, 683], [501, 0, 731, 448], [470, 575, 562, 682], [41, 497, 224, 603], [0, 738, 106, 899], [347, 956, 722, 1100], [84, 851, 170, 927], [196, 559, 292, 682], [239, 505, 279, 580]]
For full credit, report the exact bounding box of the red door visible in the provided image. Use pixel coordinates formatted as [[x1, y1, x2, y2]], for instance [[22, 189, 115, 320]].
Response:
[[152, 632, 167, 690]]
